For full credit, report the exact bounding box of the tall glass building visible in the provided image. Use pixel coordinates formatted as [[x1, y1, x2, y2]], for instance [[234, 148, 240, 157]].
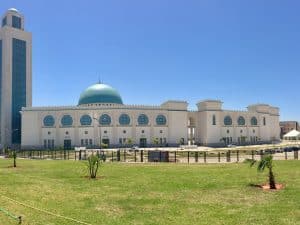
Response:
[[0, 8, 32, 147]]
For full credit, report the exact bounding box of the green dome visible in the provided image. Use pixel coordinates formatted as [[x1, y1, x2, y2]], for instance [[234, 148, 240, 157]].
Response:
[[78, 83, 123, 105]]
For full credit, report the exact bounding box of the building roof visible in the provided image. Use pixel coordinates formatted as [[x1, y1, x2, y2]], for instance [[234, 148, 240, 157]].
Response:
[[78, 83, 123, 105], [283, 129, 300, 138]]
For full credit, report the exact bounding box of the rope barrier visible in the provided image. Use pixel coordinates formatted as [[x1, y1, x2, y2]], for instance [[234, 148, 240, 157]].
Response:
[[0, 207, 22, 224], [0, 194, 92, 225]]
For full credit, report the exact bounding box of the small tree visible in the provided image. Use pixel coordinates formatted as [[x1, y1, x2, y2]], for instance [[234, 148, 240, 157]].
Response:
[[8, 149, 17, 167], [152, 137, 159, 147], [247, 154, 276, 189], [87, 154, 103, 179], [126, 138, 134, 147]]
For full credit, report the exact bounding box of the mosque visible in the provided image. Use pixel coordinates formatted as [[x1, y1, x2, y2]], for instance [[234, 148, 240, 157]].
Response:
[[0, 8, 280, 149]]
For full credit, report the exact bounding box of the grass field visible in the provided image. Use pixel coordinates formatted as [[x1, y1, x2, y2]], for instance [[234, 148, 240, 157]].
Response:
[[0, 159, 299, 225]]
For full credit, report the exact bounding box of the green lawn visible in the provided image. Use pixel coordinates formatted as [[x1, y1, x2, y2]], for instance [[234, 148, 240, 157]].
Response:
[[0, 159, 299, 225]]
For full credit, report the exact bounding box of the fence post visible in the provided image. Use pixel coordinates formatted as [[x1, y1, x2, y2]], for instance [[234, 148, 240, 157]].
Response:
[[285, 150, 288, 160], [124, 150, 126, 162], [204, 151, 207, 163], [260, 150, 263, 160], [117, 150, 120, 162], [237, 150, 239, 162], [218, 152, 220, 163], [134, 150, 137, 162], [187, 151, 190, 164], [195, 152, 198, 163], [159, 151, 162, 162], [112, 151, 114, 162], [140, 150, 143, 162], [294, 149, 299, 160], [174, 151, 177, 163], [251, 150, 254, 160], [226, 151, 231, 162]]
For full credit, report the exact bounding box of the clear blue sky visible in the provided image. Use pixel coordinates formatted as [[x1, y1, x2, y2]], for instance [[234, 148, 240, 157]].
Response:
[[1, 0, 300, 121]]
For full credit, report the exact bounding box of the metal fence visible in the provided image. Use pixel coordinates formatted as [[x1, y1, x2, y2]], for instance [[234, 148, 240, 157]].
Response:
[[0, 148, 298, 163]]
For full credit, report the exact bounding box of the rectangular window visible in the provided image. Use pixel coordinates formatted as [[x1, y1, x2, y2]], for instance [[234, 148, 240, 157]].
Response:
[[119, 138, 122, 144], [2, 17, 7, 27], [81, 139, 84, 146], [12, 16, 21, 29], [12, 38, 26, 144], [44, 140, 47, 148], [89, 139, 92, 145], [85, 139, 88, 146]]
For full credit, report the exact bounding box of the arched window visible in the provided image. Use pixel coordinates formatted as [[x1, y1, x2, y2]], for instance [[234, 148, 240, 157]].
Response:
[[138, 114, 149, 125], [237, 116, 245, 126], [212, 115, 216, 125], [251, 117, 258, 126], [43, 115, 55, 127], [119, 114, 130, 125], [263, 117, 266, 126], [61, 115, 73, 126], [80, 115, 92, 126], [156, 115, 167, 125], [224, 116, 232, 126], [100, 114, 111, 125]]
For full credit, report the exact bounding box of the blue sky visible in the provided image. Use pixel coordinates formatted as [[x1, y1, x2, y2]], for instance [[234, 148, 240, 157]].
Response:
[[1, 0, 300, 121]]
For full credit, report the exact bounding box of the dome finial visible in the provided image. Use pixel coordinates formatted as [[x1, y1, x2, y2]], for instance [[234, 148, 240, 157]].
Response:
[[98, 75, 102, 84]]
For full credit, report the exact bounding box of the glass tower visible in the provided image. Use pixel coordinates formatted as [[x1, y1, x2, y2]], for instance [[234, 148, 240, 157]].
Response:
[[0, 8, 32, 147]]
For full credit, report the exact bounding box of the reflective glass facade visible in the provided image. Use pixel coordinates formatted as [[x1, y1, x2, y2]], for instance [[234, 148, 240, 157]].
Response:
[[156, 115, 166, 125], [119, 114, 130, 125], [61, 115, 73, 126], [12, 16, 21, 29], [237, 116, 245, 126], [224, 116, 232, 126], [138, 114, 149, 125], [12, 38, 26, 143], [2, 17, 6, 27], [251, 117, 258, 126], [80, 115, 92, 126], [100, 114, 111, 125], [43, 115, 55, 127]]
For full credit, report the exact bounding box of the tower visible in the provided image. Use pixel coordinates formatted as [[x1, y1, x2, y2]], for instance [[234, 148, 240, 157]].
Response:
[[0, 8, 32, 147]]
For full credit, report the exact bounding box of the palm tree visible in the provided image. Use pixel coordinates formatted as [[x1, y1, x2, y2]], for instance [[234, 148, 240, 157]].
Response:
[[248, 154, 276, 189]]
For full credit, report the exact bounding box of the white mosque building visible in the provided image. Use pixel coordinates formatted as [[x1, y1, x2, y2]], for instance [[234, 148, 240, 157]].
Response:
[[0, 9, 280, 150]]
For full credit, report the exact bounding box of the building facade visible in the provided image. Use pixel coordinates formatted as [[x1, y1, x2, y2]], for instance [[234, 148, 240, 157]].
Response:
[[20, 83, 280, 149], [0, 8, 32, 147], [280, 121, 299, 138]]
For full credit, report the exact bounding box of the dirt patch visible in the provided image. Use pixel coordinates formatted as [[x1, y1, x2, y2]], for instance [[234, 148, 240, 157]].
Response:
[[82, 175, 105, 180], [249, 183, 284, 190]]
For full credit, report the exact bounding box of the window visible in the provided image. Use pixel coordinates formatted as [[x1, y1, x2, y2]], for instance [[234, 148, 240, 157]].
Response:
[[100, 114, 111, 125], [65, 131, 69, 135], [48, 131, 51, 135], [2, 16, 7, 27], [61, 115, 73, 126], [224, 116, 232, 126], [141, 130, 145, 133], [251, 117, 258, 126], [80, 115, 92, 126], [156, 115, 167, 125], [12, 16, 21, 29], [104, 130, 107, 134], [227, 130, 230, 134], [263, 117, 266, 126], [212, 115, 216, 125], [237, 116, 245, 126], [43, 115, 55, 127], [123, 130, 126, 134], [119, 114, 130, 125], [84, 131, 88, 135], [138, 114, 149, 125], [12, 38, 26, 143], [160, 130, 163, 134]]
